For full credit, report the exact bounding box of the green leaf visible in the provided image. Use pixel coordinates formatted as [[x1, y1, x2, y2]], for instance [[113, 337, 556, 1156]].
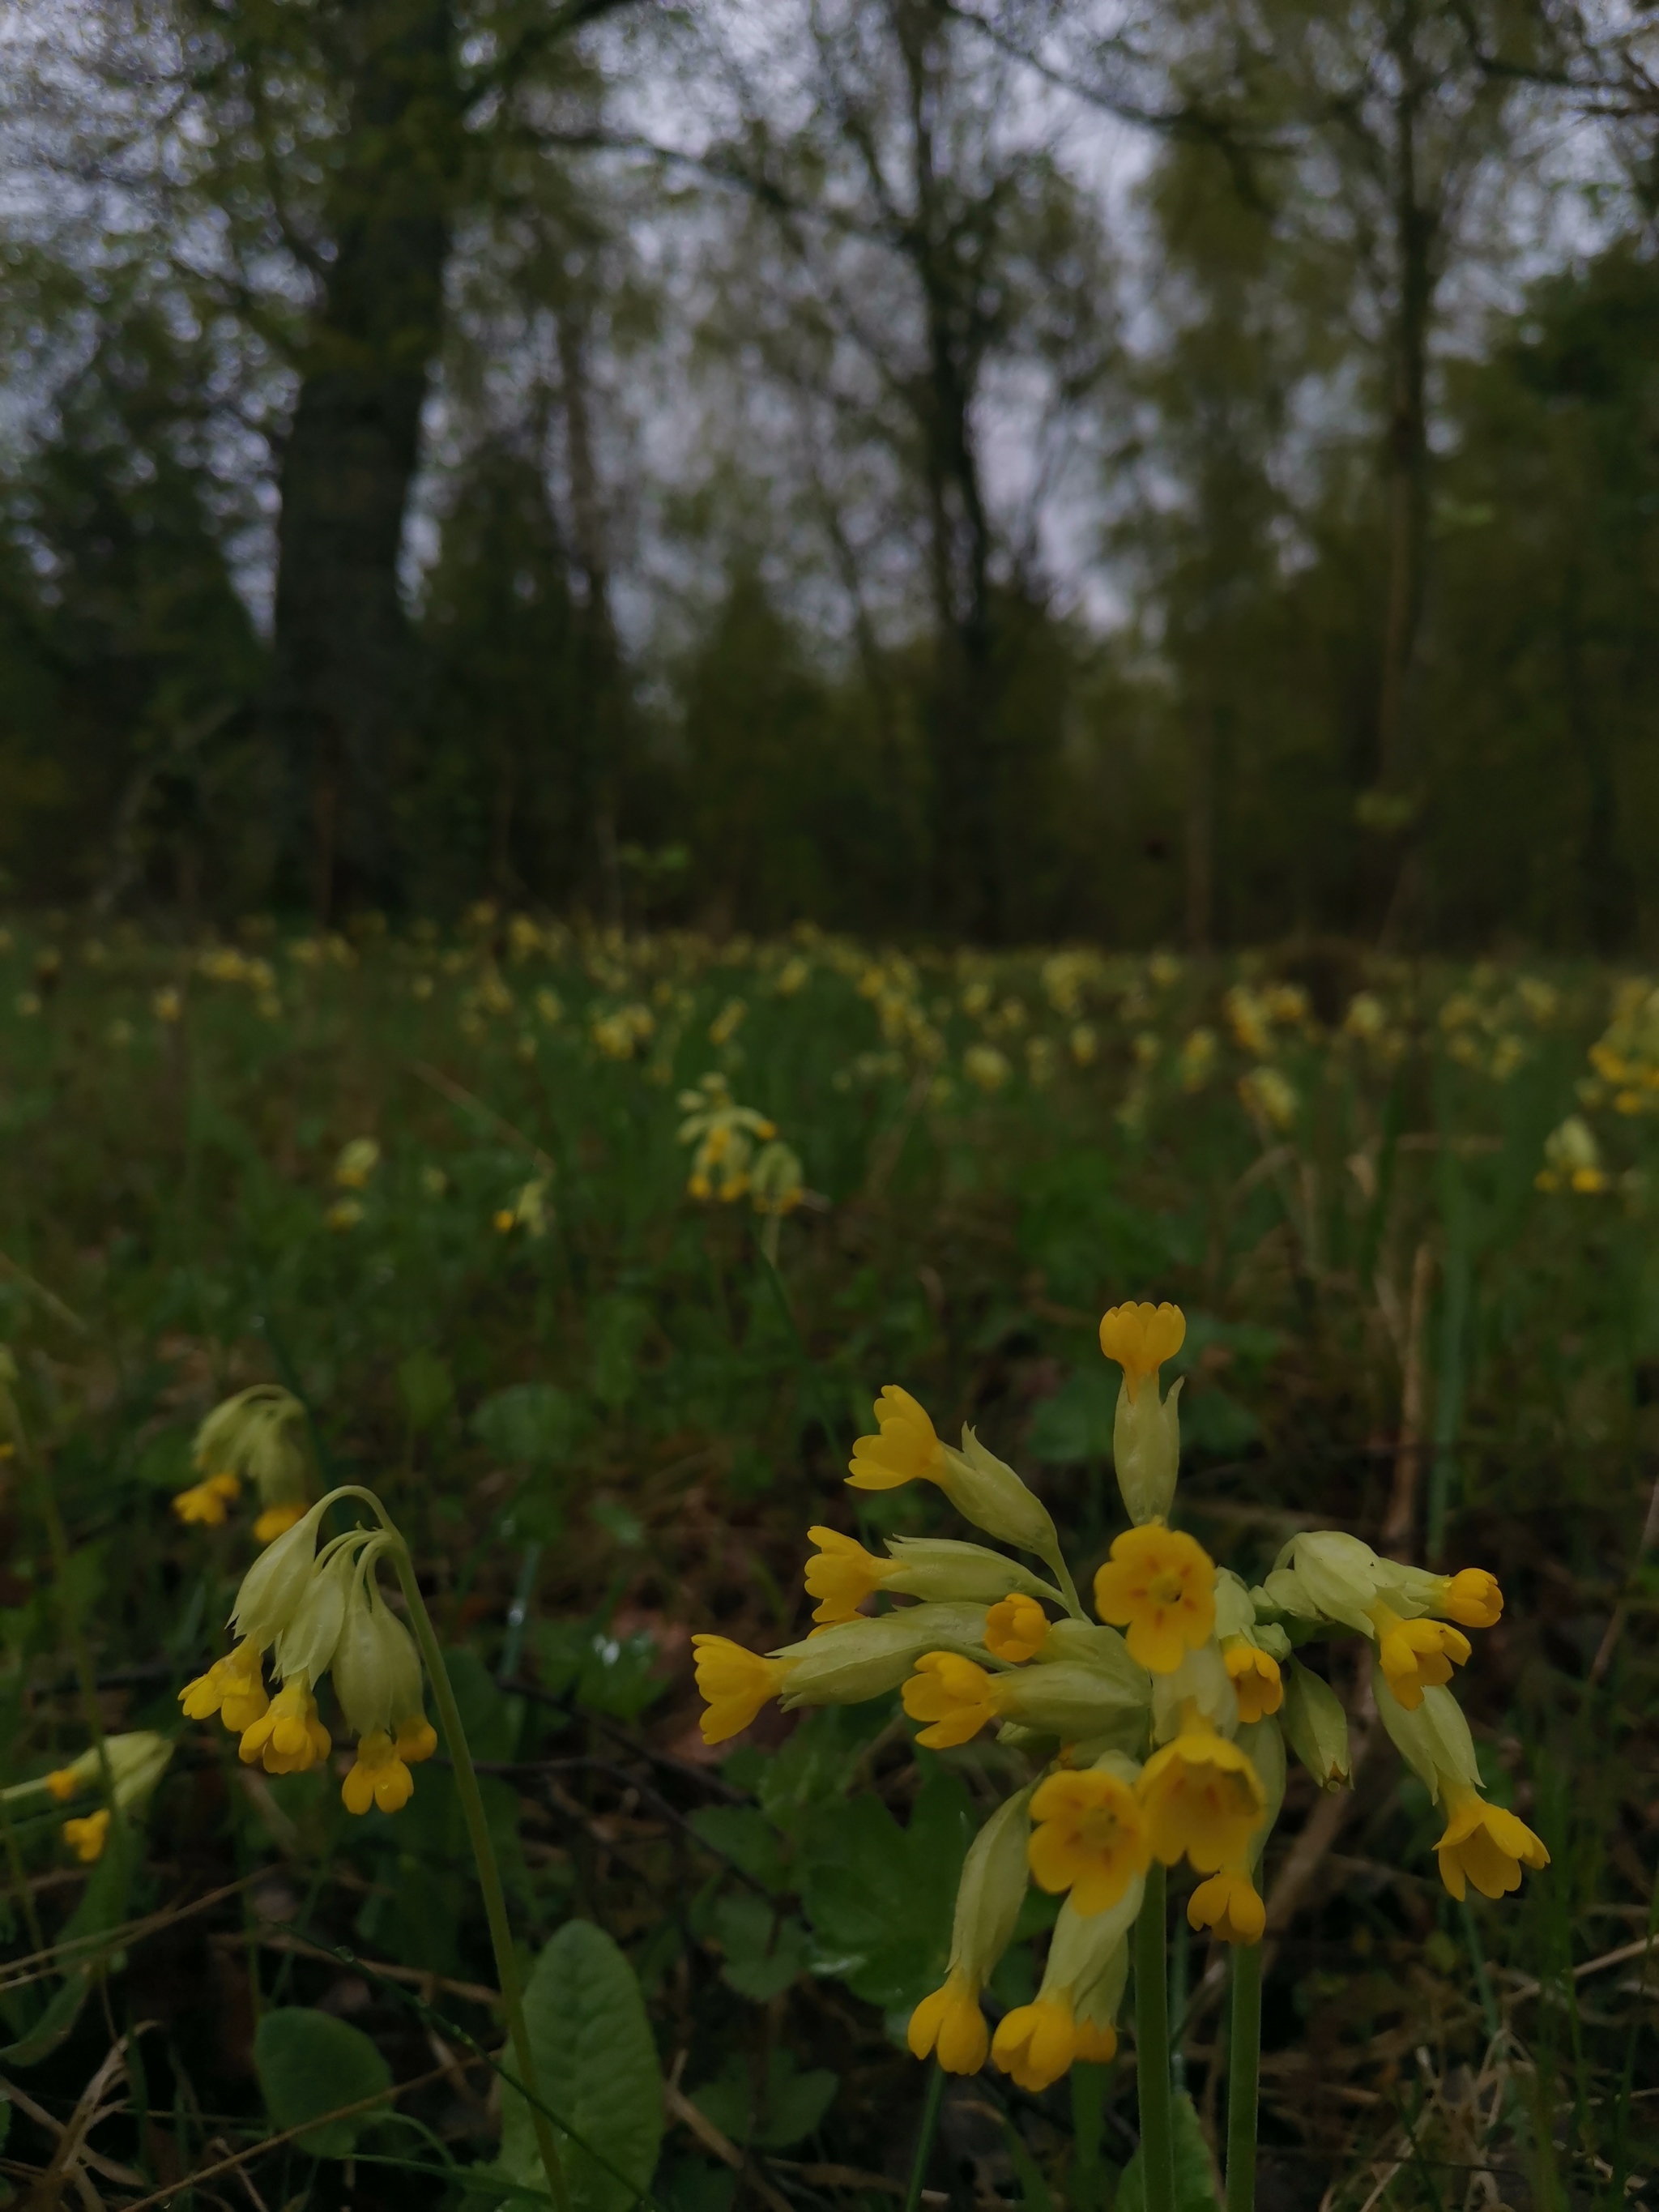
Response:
[[1114, 2093, 1220, 2212], [254, 2007, 394, 2158], [501, 1919, 663, 2212], [799, 1769, 974, 2009], [753, 2052, 836, 2150], [712, 1896, 811, 2001], [1, 1971, 90, 2067], [687, 2051, 836, 2152]]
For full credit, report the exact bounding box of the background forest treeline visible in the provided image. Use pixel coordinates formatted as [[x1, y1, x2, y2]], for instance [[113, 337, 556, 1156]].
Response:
[[1, 0, 1657, 950]]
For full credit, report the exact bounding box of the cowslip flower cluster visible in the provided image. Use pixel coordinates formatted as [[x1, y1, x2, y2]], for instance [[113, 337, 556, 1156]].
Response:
[[2, 1732, 174, 1863], [179, 1487, 437, 1816], [172, 1384, 313, 1545], [677, 1072, 802, 1215], [694, 1298, 1546, 2093]]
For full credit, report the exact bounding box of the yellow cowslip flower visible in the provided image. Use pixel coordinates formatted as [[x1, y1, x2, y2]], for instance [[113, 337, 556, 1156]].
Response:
[[1098, 1301, 1185, 1403], [692, 1635, 795, 1744], [1222, 1639, 1283, 1723], [62, 1808, 111, 1863], [238, 1680, 331, 1775], [992, 1996, 1115, 2092], [179, 1639, 270, 1732], [1027, 1767, 1150, 1915], [335, 1137, 381, 1189], [172, 1472, 241, 1527], [847, 1386, 947, 1491], [1187, 1863, 1265, 1945], [1093, 1524, 1215, 1673], [45, 1766, 80, 1803], [1439, 1568, 1503, 1628], [1137, 1715, 1265, 1875], [1368, 1602, 1470, 1711], [254, 1502, 306, 1544], [1435, 1786, 1550, 1902], [902, 1653, 1000, 1749], [983, 1594, 1051, 1663], [804, 1527, 900, 1623], [908, 1966, 989, 2073], [342, 1729, 417, 1815]]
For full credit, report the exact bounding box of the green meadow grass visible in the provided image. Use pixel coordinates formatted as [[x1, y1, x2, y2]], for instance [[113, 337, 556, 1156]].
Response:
[[0, 917, 1655, 2209]]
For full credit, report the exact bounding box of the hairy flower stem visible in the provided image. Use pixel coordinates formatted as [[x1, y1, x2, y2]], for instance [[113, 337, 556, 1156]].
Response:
[[385, 1536, 569, 2212], [1226, 1940, 1262, 2212], [1134, 1863, 1177, 2212]]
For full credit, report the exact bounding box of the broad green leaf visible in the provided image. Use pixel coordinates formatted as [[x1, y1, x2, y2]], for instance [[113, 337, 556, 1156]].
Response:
[[1114, 2092, 1221, 2212], [254, 2006, 393, 2158], [799, 1769, 974, 2009], [501, 1919, 663, 2212]]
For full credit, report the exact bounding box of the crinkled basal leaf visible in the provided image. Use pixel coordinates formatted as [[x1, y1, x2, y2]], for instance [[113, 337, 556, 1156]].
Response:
[[500, 1919, 663, 2212], [254, 2008, 393, 2158], [799, 1768, 974, 2009]]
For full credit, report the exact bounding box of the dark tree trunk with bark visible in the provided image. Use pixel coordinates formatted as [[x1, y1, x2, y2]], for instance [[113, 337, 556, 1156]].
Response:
[[268, 0, 460, 918]]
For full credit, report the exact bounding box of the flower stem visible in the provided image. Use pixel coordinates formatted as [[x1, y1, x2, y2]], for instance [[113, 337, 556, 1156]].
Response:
[[1226, 1939, 1263, 2212], [387, 1542, 569, 2212], [1134, 1862, 1177, 2212], [903, 2061, 947, 2212]]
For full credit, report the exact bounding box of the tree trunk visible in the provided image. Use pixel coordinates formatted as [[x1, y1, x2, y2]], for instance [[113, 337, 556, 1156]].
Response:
[[896, 1, 1003, 942], [268, 0, 458, 919], [1373, 2, 1439, 945]]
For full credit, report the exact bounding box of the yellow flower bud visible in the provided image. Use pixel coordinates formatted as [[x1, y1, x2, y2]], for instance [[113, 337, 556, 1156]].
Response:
[[63, 1809, 111, 1863], [983, 1594, 1051, 1662]]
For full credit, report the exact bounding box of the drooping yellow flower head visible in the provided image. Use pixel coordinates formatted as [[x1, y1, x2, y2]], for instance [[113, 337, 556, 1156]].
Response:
[[342, 1729, 416, 1816], [1098, 1301, 1185, 1403], [1439, 1568, 1503, 1629], [179, 1640, 269, 1732], [62, 1808, 111, 1864], [1369, 1603, 1470, 1711], [172, 1472, 241, 1527], [803, 1527, 897, 1623], [983, 1593, 1051, 1663], [908, 1966, 989, 2073], [1435, 1787, 1550, 1901], [847, 1386, 946, 1491], [1028, 1768, 1150, 1916], [1137, 1722, 1265, 1874], [902, 1652, 1001, 1749], [1222, 1639, 1283, 1723], [1094, 1524, 1215, 1672], [238, 1680, 331, 1775], [1187, 1864, 1265, 1945], [992, 1996, 1115, 2092], [692, 1635, 792, 1744]]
